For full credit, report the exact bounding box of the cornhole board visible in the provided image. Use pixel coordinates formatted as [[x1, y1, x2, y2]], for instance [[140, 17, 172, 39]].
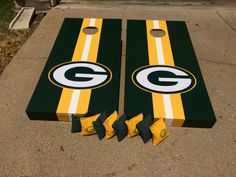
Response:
[[26, 18, 122, 121], [125, 20, 216, 128]]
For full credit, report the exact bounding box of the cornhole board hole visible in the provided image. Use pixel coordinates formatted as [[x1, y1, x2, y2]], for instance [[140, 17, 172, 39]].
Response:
[[125, 20, 216, 128], [26, 18, 122, 121]]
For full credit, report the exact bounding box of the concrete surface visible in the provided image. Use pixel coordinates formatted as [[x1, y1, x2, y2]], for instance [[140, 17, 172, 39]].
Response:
[[59, 0, 236, 6], [0, 5, 236, 177]]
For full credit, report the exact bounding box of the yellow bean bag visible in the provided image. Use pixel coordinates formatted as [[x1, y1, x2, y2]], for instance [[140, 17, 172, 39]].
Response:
[[125, 113, 143, 138], [150, 119, 170, 146], [80, 113, 101, 136], [103, 111, 118, 139]]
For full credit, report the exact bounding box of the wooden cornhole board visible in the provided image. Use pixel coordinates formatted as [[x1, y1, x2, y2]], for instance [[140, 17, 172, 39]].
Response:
[[125, 20, 216, 128], [26, 18, 122, 121]]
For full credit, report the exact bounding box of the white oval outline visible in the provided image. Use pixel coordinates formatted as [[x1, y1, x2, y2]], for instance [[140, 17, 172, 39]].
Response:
[[48, 61, 112, 90], [131, 65, 197, 94]]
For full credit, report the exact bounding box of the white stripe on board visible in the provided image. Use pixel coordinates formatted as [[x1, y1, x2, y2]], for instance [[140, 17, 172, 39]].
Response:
[[154, 20, 174, 126], [89, 18, 96, 26], [153, 20, 159, 29], [68, 18, 96, 117], [81, 18, 96, 61], [163, 94, 174, 126], [154, 20, 165, 65], [68, 89, 81, 114], [81, 35, 92, 61], [155, 38, 165, 65]]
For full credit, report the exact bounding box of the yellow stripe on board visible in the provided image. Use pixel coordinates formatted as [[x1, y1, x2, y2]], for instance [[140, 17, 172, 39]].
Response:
[[158, 21, 175, 66], [71, 18, 91, 61], [146, 20, 185, 126], [170, 94, 185, 127], [76, 89, 92, 114], [76, 18, 103, 115], [56, 19, 90, 121], [152, 94, 166, 119], [56, 88, 74, 121], [159, 20, 185, 127], [146, 20, 158, 65], [56, 18, 103, 121], [88, 19, 103, 63], [146, 20, 166, 119]]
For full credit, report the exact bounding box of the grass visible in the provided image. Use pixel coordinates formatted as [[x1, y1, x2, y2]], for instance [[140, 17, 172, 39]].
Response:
[[0, 0, 15, 33], [0, 0, 44, 75]]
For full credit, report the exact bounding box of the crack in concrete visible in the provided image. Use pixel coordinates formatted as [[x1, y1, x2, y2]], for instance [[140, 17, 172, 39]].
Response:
[[223, 30, 232, 58], [199, 58, 236, 66], [216, 11, 236, 32]]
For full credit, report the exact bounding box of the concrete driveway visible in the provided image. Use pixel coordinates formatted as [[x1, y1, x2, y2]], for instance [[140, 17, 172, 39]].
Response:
[[0, 4, 235, 177]]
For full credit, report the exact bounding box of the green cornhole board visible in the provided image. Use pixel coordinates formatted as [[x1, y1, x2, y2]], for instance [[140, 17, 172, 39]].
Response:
[[26, 18, 122, 121], [125, 20, 216, 128]]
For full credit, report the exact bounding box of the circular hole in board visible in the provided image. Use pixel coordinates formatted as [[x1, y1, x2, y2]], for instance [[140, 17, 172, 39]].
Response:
[[83, 27, 98, 35], [150, 29, 166, 38]]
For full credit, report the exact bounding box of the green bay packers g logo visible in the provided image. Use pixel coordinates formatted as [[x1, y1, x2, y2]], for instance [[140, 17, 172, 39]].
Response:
[[86, 126, 95, 133], [48, 61, 112, 89], [132, 65, 196, 94]]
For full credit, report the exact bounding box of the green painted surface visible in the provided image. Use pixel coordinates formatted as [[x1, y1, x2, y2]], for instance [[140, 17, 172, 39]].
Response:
[[125, 20, 216, 128], [167, 21, 216, 127], [88, 19, 122, 115], [26, 18, 122, 120], [124, 20, 154, 118], [26, 18, 83, 120]]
